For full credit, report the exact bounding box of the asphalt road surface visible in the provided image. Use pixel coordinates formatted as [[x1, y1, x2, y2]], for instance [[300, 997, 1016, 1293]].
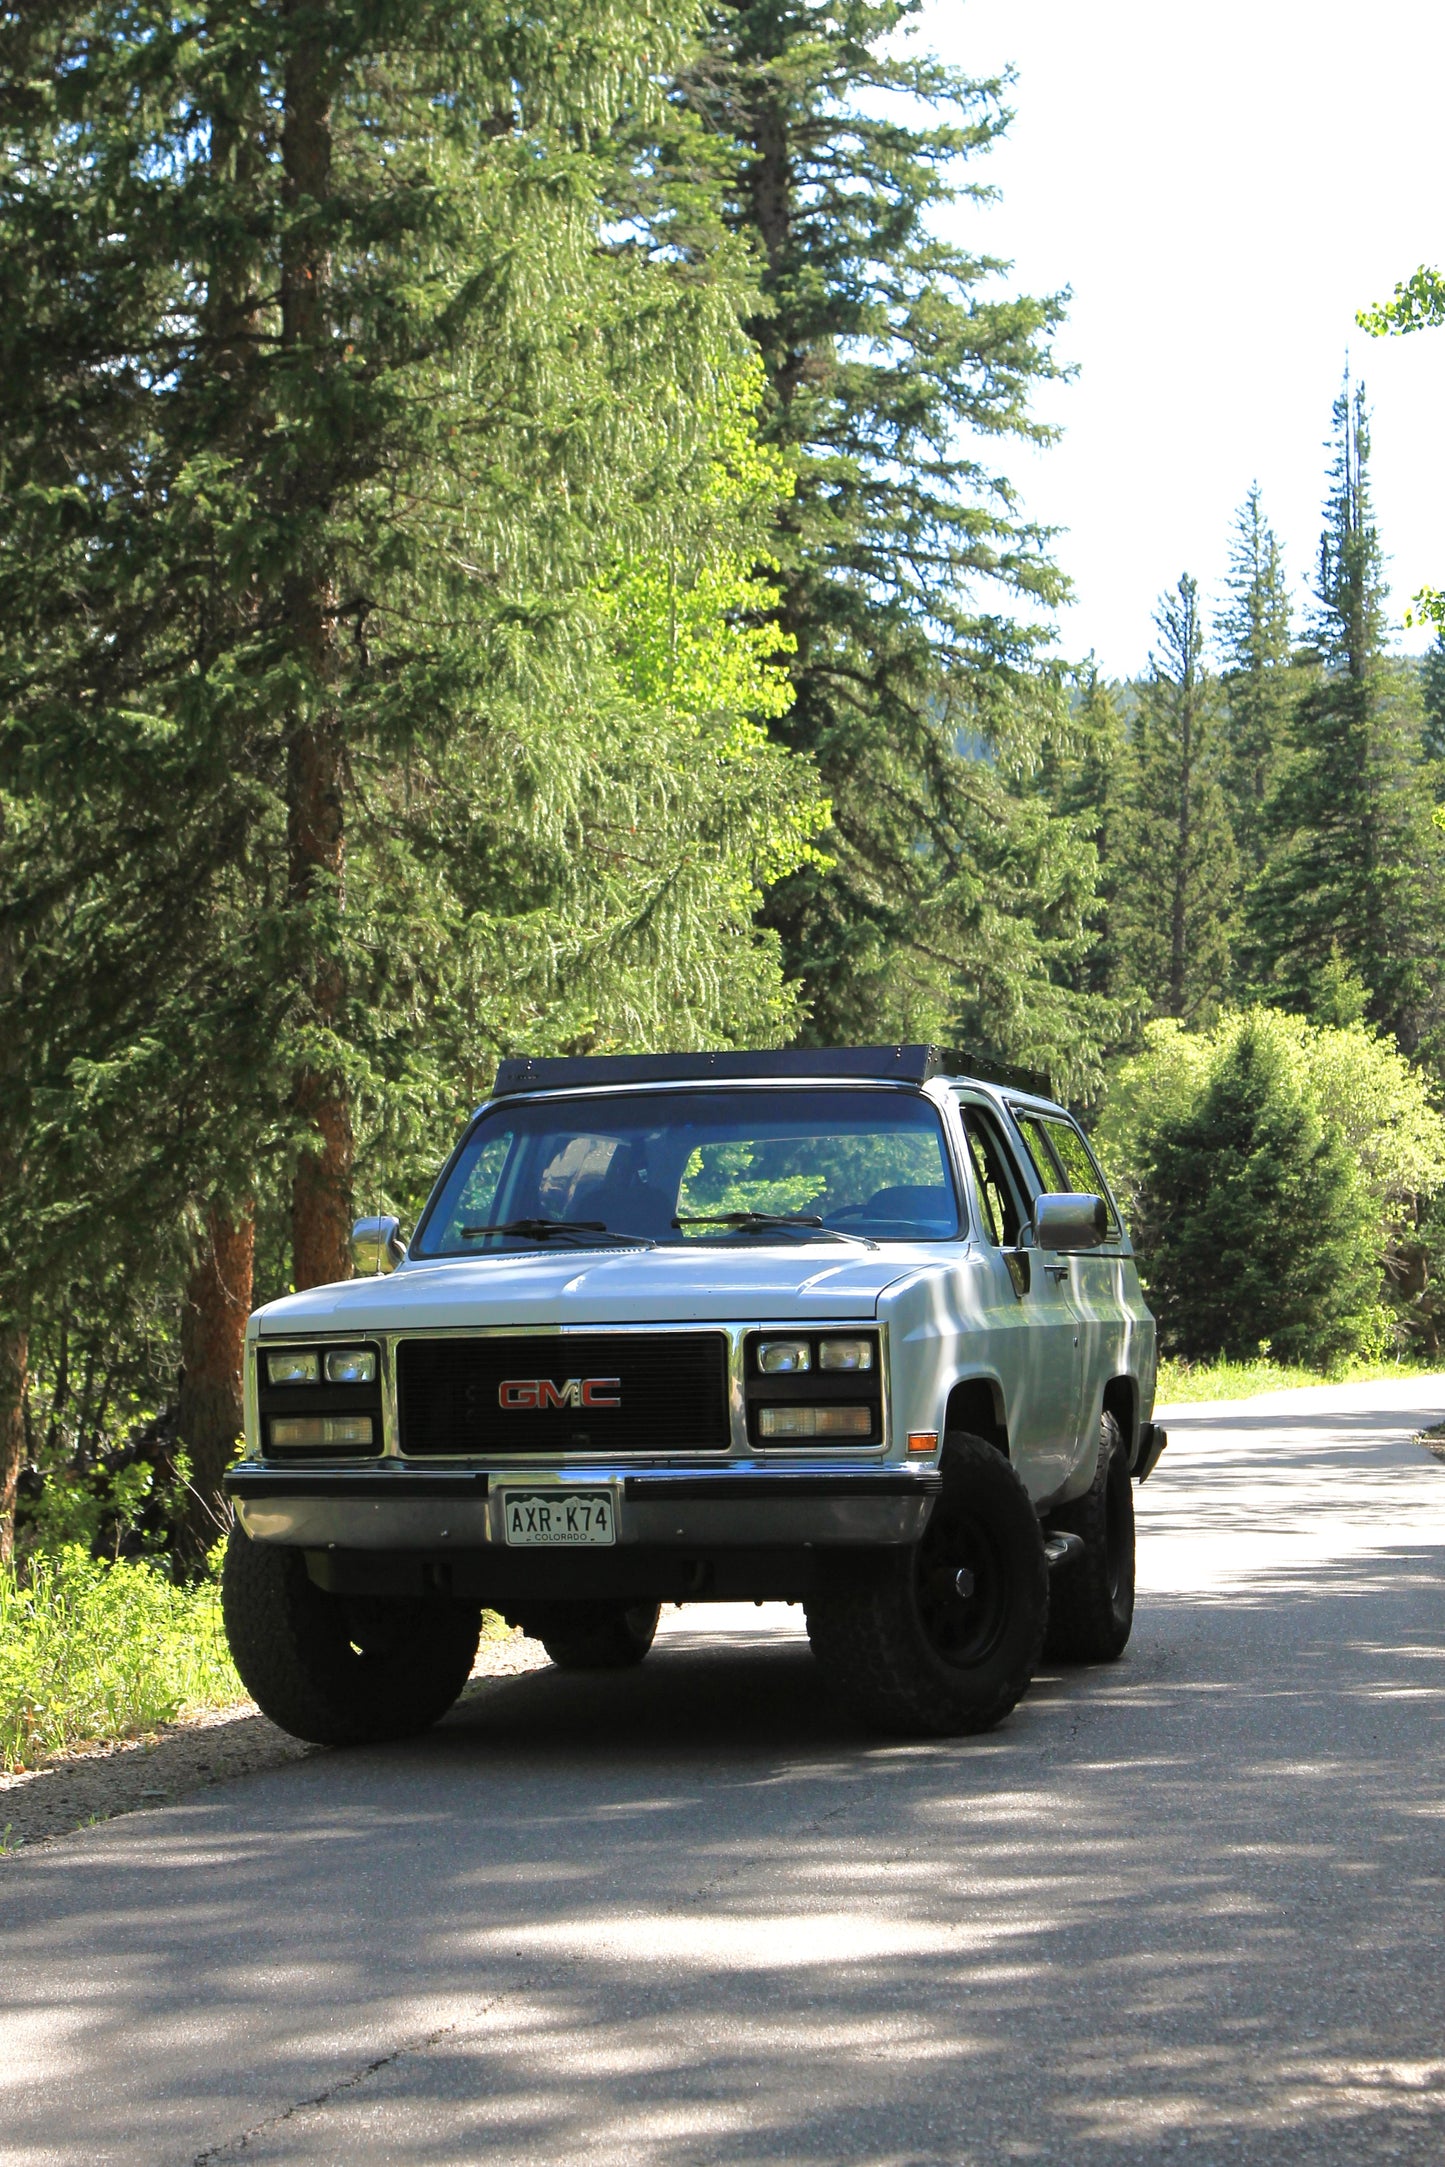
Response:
[[6, 1377, 1445, 2167]]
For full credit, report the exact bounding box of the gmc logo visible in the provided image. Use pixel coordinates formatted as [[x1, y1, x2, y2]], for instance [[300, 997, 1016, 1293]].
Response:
[[498, 1377, 621, 1411]]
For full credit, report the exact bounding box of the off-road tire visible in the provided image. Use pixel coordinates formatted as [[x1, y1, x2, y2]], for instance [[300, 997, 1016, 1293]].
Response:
[[805, 1432, 1048, 1737], [1043, 1409, 1135, 1664], [521, 1601, 661, 1670], [221, 1525, 481, 1746]]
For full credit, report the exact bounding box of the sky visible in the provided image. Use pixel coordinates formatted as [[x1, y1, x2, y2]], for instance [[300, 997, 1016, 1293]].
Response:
[[919, 0, 1445, 677]]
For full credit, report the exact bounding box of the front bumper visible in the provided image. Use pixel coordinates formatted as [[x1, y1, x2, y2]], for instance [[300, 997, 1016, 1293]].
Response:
[[224, 1463, 940, 1551]]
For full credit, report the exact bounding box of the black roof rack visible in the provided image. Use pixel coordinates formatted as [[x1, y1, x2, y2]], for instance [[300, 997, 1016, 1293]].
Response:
[[951, 1052, 1054, 1099], [492, 1045, 942, 1095], [490, 1044, 1054, 1099]]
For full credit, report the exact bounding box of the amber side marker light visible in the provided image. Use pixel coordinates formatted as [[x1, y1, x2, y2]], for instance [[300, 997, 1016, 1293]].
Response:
[[907, 1430, 939, 1455]]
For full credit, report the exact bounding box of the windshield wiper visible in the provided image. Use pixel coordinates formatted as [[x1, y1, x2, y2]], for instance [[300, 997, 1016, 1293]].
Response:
[[459, 1218, 656, 1250], [672, 1211, 877, 1252]]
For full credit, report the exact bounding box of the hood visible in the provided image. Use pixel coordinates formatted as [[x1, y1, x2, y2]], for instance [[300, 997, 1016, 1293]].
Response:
[[250, 1243, 935, 1336]]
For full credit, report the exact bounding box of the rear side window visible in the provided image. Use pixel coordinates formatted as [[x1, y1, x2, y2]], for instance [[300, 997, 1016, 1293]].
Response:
[[1013, 1111, 1121, 1240]]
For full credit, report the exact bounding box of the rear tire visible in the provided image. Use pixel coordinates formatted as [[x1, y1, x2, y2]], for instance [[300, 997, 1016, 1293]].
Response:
[[805, 1433, 1047, 1737], [221, 1526, 481, 1746], [519, 1600, 661, 1670], [1043, 1409, 1135, 1663]]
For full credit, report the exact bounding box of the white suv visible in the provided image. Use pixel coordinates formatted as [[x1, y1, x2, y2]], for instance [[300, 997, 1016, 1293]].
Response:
[[223, 1046, 1166, 1743]]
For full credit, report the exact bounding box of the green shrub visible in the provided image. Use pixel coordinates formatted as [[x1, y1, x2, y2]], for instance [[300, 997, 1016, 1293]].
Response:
[[1142, 1018, 1381, 1365], [0, 1545, 244, 1771], [1097, 1008, 1445, 1354]]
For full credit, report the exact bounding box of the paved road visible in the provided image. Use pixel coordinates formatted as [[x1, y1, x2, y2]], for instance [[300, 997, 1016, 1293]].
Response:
[[5, 1378, 1445, 2167]]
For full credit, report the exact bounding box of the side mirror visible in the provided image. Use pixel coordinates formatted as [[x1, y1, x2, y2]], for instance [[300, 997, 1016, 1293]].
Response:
[[1033, 1192, 1108, 1252], [351, 1215, 407, 1275]]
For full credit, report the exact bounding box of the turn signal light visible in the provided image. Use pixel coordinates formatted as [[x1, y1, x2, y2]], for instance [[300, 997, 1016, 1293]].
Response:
[[757, 1406, 872, 1440], [270, 1415, 374, 1450], [907, 1430, 939, 1455]]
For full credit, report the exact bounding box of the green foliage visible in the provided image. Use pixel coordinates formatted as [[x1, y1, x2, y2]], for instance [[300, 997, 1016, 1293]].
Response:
[[675, 1, 1114, 1088], [1420, 631, 1445, 769], [0, 1546, 243, 1772], [1244, 378, 1445, 1049], [1100, 1011, 1445, 1228], [1218, 486, 1295, 877], [1037, 666, 1134, 1007], [1357, 276, 1445, 647], [1113, 575, 1237, 1022], [0, 0, 831, 1511], [1357, 265, 1445, 337], [1136, 1018, 1381, 1365], [1099, 1008, 1445, 1360], [1157, 1352, 1437, 1402]]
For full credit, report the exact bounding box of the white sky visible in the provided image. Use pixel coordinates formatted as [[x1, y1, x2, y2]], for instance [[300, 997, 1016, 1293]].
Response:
[[920, 0, 1445, 676]]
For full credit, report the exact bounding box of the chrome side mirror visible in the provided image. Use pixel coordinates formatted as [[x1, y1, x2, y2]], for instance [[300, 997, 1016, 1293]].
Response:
[[1033, 1192, 1108, 1252], [351, 1214, 407, 1275]]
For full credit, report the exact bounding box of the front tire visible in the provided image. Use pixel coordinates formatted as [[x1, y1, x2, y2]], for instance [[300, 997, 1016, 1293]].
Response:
[[1043, 1409, 1135, 1664], [221, 1526, 482, 1746], [805, 1433, 1047, 1737]]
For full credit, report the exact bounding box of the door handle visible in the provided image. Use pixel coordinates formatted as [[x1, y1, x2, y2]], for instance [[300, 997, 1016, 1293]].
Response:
[[1044, 1262, 1071, 1281]]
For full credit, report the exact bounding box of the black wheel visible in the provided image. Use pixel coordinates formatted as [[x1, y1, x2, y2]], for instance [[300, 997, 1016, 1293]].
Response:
[[519, 1600, 660, 1670], [805, 1433, 1047, 1737], [221, 1525, 482, 1746], [1043, 1409, 1135, 1663]]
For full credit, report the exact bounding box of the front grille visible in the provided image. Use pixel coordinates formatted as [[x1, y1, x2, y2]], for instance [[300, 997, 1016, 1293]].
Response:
[[396, 1333, 731, 1458]]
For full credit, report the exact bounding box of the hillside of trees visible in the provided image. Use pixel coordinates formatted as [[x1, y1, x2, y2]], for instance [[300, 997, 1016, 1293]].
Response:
[[3, 0, 1444, 1563]]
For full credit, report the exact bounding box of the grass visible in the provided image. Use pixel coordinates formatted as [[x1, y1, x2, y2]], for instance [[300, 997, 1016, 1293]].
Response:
[[1156, 1353, 1445, 1404], [0, 1545, 246, 1774], [0, 1541, 519, 1775]]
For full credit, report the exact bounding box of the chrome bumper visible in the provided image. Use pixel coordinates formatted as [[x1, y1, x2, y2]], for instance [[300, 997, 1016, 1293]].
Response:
[[224, 1464, 941, 1551]]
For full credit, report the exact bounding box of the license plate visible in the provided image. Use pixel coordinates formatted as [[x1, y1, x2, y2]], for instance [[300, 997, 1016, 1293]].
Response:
[[500, 1489, 616, 1546]]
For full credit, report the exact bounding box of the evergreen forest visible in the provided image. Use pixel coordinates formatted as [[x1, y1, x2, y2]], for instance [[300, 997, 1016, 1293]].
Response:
[[5, 0, 1445, 1566]]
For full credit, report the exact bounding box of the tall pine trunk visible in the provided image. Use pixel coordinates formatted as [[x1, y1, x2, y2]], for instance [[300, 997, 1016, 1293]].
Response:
[[0, 802, 25, 1560], [0, 1321, 26, 1565], [282, 10, 353, 1289], [1168, 689, 1195, 1016], [175, 1203, 254, 1566]]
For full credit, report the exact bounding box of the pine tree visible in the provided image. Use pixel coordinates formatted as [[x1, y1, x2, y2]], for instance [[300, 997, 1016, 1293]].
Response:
[[676, 1, 1112, 1082], [1246, 376, 1445, 1049], [1217, 485, 1295, 876], [1114, 576, 1238, 1021], [1421, 630, 1445, 773], [0, 0, 825, 1550], [1143, 1017, 1379, 1365], [1040, 665, 1134, 1004]]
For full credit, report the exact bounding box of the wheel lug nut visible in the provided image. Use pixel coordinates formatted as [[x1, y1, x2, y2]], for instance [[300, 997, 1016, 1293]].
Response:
[[954, 1567, 975, 1599]]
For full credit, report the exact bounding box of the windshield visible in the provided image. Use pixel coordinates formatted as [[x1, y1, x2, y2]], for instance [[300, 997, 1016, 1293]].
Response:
[[414, 1087, 961, 1255]]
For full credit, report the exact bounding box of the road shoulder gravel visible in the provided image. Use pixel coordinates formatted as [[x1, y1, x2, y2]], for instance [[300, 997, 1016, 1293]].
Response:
[[0, 1629, 549, 1855]]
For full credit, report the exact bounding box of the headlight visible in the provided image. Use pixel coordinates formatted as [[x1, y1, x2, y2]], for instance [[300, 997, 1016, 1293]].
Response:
[[270, 1415, 374, 1450], [757, 1339, 811, 1374], [324, 1347, 377, 1385], [757, 1406, 872, 1439], [818, 1337, 874, 1372], [266, 1349, 319, 1386]]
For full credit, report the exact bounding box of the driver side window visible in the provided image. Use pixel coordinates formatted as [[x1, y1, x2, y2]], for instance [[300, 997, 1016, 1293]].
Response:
[[956, 1102, 1026, 1247]]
